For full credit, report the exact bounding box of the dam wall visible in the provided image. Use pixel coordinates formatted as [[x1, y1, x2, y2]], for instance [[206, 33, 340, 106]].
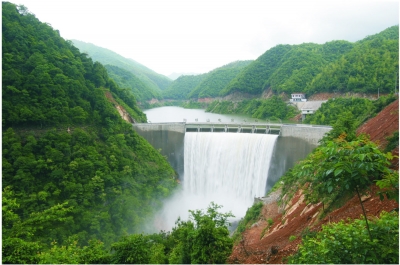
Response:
[[133, 123, 331, 193]]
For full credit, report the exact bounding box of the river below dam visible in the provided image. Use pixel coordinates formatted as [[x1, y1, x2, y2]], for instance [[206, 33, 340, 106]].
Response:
[[141, 107, 318, 232]]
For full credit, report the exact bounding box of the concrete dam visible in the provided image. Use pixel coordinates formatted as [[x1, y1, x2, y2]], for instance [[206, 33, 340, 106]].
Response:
[[133, 122, 331, 229], [133, 122, 331, 190]]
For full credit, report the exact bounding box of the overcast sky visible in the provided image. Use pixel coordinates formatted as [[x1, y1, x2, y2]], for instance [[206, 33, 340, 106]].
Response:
[[10, 0, 399, 77]]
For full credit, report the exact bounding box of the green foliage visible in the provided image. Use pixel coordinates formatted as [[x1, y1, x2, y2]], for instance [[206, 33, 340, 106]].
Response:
[[206, 96, 299, 121], [305, 26, 399, 95], [304, 97, 375, 127], [221, 44, 293, 95], [289, 211, 399, 264], [304, 94, 397, 131], [2, 2, 147, 127], [279, 133, 396, 212], [72, 39, 171, 91], [2, 3, 178, 261], [105, 64, 162, 102], [111, 234, 153, 264], [232, 202, 263, 242], [2, 186, 73, 264], [188, 60, 252, 99], [109, 203, 234, 264], [217, 26, 397, 98], [384, 131, 399, 153], [38, 238, 111, 264], [375, 170, 399, 203], [301, 135, 394, 207], [163, 74, 206, 99]]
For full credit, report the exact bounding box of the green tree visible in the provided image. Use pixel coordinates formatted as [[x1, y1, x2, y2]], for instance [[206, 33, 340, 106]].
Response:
[[289, 211, 399, 264], [301, 135, 395, 240], [169, 202, 234, 264], [111, 234, 152, 264]]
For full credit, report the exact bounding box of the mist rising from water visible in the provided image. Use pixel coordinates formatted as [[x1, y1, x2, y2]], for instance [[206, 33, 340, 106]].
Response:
[[154, 132, 278, 231]]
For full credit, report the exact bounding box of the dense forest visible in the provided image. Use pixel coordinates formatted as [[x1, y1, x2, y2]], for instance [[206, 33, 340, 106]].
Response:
[[2, 2, 179, 262], [162, 73, 207, 100], [105, 64, 163, 102], [2, 2, 399, 264], [161, 61, 253, 100], [220, 27, 398, 96], [187, 60, 253, 99]]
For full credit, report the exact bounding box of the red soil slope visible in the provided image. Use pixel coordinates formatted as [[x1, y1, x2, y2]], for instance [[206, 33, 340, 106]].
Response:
[[357, 98, 399, 168], [229, 98, 399, 264]]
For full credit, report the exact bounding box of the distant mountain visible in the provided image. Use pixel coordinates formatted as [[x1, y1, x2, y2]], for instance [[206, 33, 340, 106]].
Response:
[[304, 26, 399, 95], [188, 60, 253, 99], [221, 25, 398, 96], [162, 60, 253, 100], [71, 40, 172, 92], [105, 65, 162, 102], [168, 72, 199, 80], [162, 74, 207, 99]]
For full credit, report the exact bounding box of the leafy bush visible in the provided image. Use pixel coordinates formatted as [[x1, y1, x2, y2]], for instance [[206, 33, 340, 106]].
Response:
[[288, 211, 399, 264], [384, 131, 399, 153]]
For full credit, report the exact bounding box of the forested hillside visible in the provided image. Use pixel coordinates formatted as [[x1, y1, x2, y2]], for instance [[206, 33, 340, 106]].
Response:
[[162, 73, 206, 99], [105, 64, 162, 102], [187, 60, 253, 99], [221, 26, 398, 97], [304, 27, 399, 94], [303, 95, 397, 127], [206, 95, 299, 121], [72, 39, 171, 93], [2, 2, 178, 262], [69, 26, 398, 110], [161, 60, 252, 101]]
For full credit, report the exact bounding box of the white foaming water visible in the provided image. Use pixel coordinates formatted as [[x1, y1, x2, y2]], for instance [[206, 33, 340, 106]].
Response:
[[154, 132, 278, 231]]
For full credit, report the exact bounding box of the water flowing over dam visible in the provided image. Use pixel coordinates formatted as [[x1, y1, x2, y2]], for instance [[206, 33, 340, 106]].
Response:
[[133, 122, 331, 230], [184, 133, 278, 206]]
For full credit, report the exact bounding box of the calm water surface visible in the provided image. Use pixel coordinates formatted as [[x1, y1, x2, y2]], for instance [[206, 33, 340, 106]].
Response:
[[144, 106, 262, 123]]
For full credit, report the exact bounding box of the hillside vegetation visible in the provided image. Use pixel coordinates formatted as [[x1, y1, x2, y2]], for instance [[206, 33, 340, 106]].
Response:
[[222, 26, 398, 96], [162, 74, 207, 99], [2, 2, 178, 262], [72, 40, 171, 97], [105, 64, 162, 101], [70, 26, 398, 118], [187, 60, 253, 99], [2, 2, 399, 264]]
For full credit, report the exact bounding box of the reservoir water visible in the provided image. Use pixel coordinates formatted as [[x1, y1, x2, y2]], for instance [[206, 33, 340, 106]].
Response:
[[144, 106, 258, 123]]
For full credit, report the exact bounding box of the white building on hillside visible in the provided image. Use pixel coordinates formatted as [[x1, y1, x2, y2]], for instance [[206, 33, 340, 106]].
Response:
[[290, 93, 307, 102]]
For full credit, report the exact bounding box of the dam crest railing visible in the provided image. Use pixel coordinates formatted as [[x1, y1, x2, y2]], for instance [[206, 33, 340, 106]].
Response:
[[184, 122, 282, 134]]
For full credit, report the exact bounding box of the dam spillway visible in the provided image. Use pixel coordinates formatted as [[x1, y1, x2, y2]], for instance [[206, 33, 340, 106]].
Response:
[[133, 122, 331, 230], [132, 122, 332, 184], [184, 133, 278, 205]]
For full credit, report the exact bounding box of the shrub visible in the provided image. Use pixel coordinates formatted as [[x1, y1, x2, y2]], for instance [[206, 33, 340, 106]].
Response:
[[288, 211, 399, 264]]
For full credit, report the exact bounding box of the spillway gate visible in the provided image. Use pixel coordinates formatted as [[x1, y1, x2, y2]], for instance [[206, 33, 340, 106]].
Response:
[[185, 122, 282, 134]]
